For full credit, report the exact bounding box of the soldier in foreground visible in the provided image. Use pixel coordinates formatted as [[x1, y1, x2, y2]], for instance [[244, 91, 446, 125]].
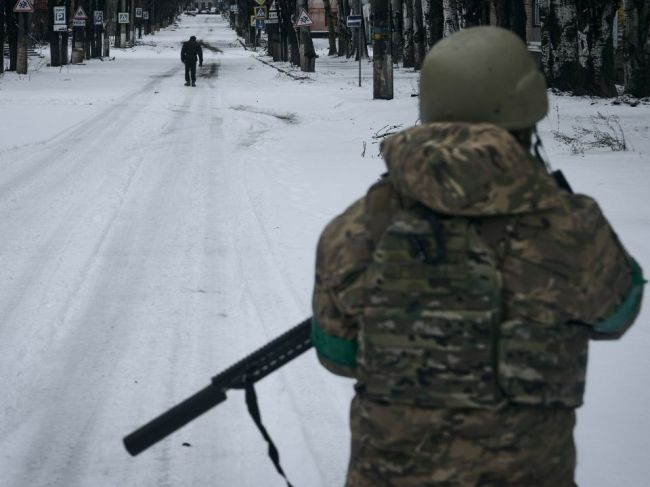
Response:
[[181, 35, 203, 87], [311, 26, 644, 486]]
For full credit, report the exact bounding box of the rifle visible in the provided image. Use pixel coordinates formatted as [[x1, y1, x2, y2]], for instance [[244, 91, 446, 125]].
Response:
[[123, 317, 313, 485]]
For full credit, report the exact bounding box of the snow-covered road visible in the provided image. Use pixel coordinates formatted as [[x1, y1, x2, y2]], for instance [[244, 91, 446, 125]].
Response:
[[0, 16, 354, 487], [1, 13, 649, 487]]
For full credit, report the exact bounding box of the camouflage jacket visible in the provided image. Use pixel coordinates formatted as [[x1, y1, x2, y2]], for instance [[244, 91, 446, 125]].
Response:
[[312, 122, 644, 408]]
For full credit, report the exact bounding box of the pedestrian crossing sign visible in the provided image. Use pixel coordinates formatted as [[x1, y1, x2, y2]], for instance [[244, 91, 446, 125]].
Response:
[[295, 8, 312, 27], [253, 6, 266, 19], [13, 0, 34, 13], [73, 6, 88, 20]]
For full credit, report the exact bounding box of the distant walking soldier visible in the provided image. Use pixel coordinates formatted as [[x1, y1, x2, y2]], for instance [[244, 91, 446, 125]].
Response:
[[181, 35, 203, 87], [311, 26, 644, 486]]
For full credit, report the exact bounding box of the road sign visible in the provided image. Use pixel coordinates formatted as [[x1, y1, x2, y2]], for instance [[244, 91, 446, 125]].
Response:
[[13, 0, 33, 13], [94, 10, 103, 25], [135, 8, 142, 18], [256, 19, 265, 29], [73, 6, 88, 20], [250, 15, 255, 27], [230, 4, 238, 13], [53, 24, 67, 31], [118, 12, 129, 23], [73, 19, 86, 26], [253, 6, 266, 19], [265, 17, 278, 24], [54, 5, 66, 24], [254, 0, 265, 5], [346, 15, 362, 27], [143, 10, 149, 20], [268, 9, 277, 19], [295, 8, 312, 27]]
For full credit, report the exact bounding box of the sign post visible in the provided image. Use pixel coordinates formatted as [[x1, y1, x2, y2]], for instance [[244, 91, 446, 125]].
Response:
[[53, 5, 67, 67], [71, 6, 88, 63], [347, 15, 362, 87], [135, 8, 142, 38], [118, 12, 129, 47]]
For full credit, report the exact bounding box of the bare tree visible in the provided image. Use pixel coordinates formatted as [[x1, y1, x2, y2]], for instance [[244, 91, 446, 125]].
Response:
[[442, 0, 460, 35], [427, 0, 443, 46], [337, 0, 351, 56], [442, 0, 487, 36], [403, 0, 414, 67], [541, 0, 618, 97], [323, 0, 337, 55], [0, 0, 5, 74], [278, 0, 299, 64], [623, 0, 650, 97], [391, 0, 403, 63], [413, 0, 426, 67], [5, 1, 17, 71], [491, 0, 526, 41]]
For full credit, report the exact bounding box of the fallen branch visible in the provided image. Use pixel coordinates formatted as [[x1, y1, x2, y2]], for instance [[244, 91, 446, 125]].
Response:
[[255, 57, 313, 81]]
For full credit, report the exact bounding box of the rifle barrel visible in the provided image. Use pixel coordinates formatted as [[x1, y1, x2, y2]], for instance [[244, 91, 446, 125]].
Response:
[[123, 318, 314, 456], [124, 384, 227, 456]]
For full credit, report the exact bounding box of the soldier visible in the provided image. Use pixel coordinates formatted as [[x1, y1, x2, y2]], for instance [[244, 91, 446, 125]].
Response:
[[181, 35, 203, 87], [311, 26, 644, 486]]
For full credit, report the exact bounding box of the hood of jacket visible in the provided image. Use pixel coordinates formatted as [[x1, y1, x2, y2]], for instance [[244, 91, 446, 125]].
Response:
[[381, 123, 563, 216]]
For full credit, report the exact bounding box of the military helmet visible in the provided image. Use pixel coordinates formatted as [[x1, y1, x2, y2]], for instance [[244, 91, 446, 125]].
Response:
[[419, 26, 548, 130]]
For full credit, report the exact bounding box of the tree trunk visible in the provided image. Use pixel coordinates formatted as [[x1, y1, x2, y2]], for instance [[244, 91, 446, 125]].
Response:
[[428, 0, 443, 46], [391, 0, 402, 63], [17, 13, 28, 74], [491, 0, 526, 41], [1, 0, 6, 74], [581, 1, 618, 96], [460, 0, 487, 27], [623, 0, 650, 97], [403, 0, 414, 67], [413, 0, 425, 67], [6, 7, 18, 71], [373, 0, 393, 98], [542, 0, 617, 97], [337, 0, 351, 56], [442, 0, 460, 36], [356, 0, 368, 59], [511, 0, 526, 42], [323, 0, 337, 55], [85, 0, 94, 58], [278, 0, 299, 64], [421, 0, 432, 49], [104, 0, 114, 57]]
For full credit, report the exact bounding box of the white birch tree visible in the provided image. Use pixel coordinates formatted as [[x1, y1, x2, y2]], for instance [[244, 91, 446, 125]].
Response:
[[623, 0, 650, 97], [541, 0, 618, 96], [403, 0, 415, 67]]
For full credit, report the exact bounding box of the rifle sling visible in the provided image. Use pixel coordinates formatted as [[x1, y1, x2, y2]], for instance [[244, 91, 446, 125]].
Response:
[[244, 382, 294, 487]]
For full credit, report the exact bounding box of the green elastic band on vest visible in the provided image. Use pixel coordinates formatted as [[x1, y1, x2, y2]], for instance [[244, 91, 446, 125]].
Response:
[[311, 317, 358, 367], [594, 257, 646, 334]]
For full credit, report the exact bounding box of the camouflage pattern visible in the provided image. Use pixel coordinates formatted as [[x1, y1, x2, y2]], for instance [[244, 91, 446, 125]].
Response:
[[346, 396, 577, 487], [312, 122, 640, 485]]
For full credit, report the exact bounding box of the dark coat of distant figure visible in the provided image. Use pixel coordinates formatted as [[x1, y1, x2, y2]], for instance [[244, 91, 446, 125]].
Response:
[[181, 36, 203, 86]]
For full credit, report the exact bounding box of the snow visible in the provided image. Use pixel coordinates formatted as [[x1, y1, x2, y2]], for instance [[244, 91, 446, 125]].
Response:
[[0, 14, 648, 487]]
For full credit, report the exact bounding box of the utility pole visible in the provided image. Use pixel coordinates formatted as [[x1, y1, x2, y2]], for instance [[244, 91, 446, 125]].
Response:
[[372, 0, 393, 98]]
